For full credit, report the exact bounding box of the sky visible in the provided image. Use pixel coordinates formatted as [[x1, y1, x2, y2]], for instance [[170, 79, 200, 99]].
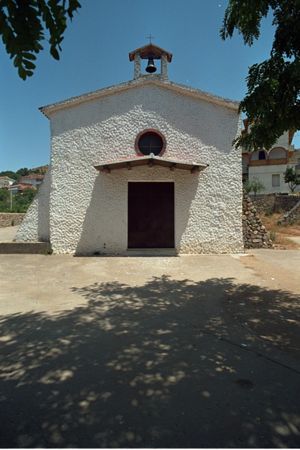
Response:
[[1, 0, 299, 171]]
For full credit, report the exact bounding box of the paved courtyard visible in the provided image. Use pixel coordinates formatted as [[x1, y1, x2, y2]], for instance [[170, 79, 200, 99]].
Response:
[[0, 251, 299, 447], [0, 224, 19, 242]]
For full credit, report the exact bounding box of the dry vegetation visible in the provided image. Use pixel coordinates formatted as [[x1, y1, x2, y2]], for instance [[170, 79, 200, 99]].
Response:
[[260, 212, 300, 249]]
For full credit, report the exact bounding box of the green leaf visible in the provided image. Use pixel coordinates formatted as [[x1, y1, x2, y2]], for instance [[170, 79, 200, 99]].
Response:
[[50, 46, 60, 60], [22, 52, 37, 61], [18, 66, 27, 80], [23, 59, 36, 70], [0, 0, 81, 79]]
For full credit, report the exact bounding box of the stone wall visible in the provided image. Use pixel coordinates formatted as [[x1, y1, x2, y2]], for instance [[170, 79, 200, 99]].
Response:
[[0, 213, 25, 227], [273, 195, 300, 213], [249, 195, 275, 214], [243, 193, 273, 249], [278, 200, 300, 225], [250, 194, 300, 214]]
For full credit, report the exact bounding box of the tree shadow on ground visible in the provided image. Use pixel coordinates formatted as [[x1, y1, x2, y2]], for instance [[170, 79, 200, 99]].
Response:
[[223, 282, 300, 356], [0, 276, 299, 448]]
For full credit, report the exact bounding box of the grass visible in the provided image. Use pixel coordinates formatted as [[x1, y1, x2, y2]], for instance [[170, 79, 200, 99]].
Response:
[[260, 212, 300, 249]]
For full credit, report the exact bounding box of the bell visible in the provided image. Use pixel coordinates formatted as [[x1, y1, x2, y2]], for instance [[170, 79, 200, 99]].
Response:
[[145, 57, 157, 73]]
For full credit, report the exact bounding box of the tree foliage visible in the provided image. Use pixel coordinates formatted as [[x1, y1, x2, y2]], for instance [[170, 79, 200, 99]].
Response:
[[0, 187, 36, 212], [0, 187, 9, 203], [284, 167, 300, 192], [0, 166, 48, 179], [244, 178, 265, 196], [0, 0, 81, 79], [221, 0, 300, 150], [0, 166, 47, 179], [0, 170, 17, 179], [0, 167, 29, 181], [16, 167, 29, 178]]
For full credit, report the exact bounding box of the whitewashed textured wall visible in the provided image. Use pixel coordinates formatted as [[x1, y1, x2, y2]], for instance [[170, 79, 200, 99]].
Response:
[[18, 84, 243, 254], [16, 168, 51, 242]]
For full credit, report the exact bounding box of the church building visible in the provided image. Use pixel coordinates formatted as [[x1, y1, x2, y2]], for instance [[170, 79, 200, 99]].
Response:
[[16, 44, 244, 255]]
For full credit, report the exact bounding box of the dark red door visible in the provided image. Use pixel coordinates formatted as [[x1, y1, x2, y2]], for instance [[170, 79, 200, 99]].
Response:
[[128, 182, 174, 248]]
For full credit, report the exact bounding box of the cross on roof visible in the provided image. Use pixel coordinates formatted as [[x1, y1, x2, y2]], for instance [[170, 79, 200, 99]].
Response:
[[146, 34, 155, 44]]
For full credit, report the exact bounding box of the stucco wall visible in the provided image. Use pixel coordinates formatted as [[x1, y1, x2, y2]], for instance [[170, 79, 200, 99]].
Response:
[[47, 84, 243, 254], [249, 165, 300, 194], [16, 168, 51, 242]]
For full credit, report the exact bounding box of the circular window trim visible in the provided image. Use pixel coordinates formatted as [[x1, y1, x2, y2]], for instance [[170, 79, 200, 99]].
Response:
[[135, 129, 167, 157]]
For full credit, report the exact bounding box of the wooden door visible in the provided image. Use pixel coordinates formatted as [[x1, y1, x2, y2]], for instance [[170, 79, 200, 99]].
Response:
[[128, 182, 174, 248]]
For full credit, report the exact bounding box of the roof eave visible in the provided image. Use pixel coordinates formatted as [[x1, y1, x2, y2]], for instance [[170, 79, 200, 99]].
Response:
[[94, 155, 209, 173], [40, 78, 239, 118]]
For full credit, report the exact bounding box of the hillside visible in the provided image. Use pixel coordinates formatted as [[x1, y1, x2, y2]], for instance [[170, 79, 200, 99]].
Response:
[[0, 165, 48, 180], [0, 165, 48, 213]]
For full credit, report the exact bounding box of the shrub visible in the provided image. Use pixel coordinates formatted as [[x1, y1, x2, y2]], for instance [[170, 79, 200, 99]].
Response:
[[243, 178, 265, 197]]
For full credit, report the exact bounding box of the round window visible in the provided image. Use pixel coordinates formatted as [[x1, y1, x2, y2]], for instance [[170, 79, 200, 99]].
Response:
[[136, 130, 165, 156]]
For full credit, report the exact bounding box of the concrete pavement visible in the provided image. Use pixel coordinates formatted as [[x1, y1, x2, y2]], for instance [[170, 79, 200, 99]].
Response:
[[0, 252, 299, 447], [0, 225, 19, 242]]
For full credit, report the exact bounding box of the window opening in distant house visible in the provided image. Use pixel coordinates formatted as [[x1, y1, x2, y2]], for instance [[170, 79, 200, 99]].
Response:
[[258, 150, 266, 160]]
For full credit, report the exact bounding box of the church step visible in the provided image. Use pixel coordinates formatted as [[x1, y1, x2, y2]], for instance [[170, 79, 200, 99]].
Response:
[[126, 248, 177, 257], [0, 242, 52, 254]]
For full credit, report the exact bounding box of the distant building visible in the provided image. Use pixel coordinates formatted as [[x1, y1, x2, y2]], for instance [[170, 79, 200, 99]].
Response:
[[8, 183, 37, 194], [19, 174, 44, 187], [0, 176, 15, 188], [242, 122, 300, 193]]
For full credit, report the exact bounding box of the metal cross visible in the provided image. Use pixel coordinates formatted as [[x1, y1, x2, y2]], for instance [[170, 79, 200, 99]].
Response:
[[146, 34, 155, 44]]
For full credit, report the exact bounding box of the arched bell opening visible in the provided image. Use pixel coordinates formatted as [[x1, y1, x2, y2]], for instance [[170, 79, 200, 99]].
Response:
[[129, 43, 172, 79]]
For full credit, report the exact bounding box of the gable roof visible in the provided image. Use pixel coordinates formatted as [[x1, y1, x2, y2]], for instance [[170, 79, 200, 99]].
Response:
[[40, 77, 239, 118], [129, 44, 173, 62]]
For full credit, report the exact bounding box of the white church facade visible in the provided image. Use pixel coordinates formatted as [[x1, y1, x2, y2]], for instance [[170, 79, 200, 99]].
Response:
[[16, 44, 244, 255]]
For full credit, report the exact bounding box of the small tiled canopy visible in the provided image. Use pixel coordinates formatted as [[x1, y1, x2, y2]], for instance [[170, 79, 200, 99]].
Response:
[[94, 154, 208, 174], [129, 44, 173, 62]]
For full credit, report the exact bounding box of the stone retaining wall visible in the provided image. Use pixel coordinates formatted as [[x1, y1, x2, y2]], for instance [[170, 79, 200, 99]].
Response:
[[278, 200, 300, 225], [243, 193, 273, 249], [250, 194, 300, 214], [0, 213, 25, 227], [274, 195, 300, 213]]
